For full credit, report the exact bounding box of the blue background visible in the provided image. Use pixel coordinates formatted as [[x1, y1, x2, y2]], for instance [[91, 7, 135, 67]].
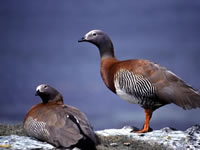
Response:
[[1, 0, 200, 130]]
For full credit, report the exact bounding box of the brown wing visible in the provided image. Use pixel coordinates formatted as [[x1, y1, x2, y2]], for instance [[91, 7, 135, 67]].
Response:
[[112, 59, 200, 109], [47, 106, 85, 147], [62, 104, 97, 144], [153, 68, 200, 109]]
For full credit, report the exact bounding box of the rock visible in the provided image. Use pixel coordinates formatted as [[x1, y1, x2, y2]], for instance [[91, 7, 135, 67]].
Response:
[[0, 135, 55, 150], [96, 125, 200, 150], [1, 124, 200, 149], [0, 135, 82, 150]]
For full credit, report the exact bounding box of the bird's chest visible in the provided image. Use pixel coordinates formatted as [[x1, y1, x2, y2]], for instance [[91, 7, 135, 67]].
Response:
[[100, 67, 115, 92], [24, 105, 56, 140], [24, 116, 50, 140]]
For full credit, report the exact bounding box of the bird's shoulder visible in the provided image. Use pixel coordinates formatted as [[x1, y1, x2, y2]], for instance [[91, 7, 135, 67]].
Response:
[[111, 59, 162, 78]]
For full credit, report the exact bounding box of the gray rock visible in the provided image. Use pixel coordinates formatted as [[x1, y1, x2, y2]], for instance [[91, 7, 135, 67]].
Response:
[[1, 124, 200, 150], [96, 125, 200, 150], [0, 135, 80, 150], [0, 135, 54, 150]]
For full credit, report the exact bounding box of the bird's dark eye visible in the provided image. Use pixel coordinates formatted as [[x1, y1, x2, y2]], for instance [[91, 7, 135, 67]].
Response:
[[44, 85, 47, 89], [92, 33, 97, 36]]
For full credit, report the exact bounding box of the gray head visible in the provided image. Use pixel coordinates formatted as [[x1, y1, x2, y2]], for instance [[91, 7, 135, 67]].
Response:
[[35, 84, 63, 103], [78, 30, 115, 58]]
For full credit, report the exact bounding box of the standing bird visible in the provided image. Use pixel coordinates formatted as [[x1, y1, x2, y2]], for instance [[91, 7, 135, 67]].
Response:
[[78, 29, 200, 133], [24, 84, 97, 149]]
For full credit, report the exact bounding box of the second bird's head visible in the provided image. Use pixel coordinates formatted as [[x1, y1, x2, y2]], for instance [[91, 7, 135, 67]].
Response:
[[78, 29, 114, 58], [35, 84, 63, 104]]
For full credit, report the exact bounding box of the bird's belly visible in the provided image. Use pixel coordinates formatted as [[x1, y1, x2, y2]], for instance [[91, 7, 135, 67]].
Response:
[[115, 87, 139, 104]]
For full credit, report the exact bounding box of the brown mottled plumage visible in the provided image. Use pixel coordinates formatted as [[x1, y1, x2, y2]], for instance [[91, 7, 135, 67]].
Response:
[[24, 84, 97, 149], [79, 29, 200, 133]]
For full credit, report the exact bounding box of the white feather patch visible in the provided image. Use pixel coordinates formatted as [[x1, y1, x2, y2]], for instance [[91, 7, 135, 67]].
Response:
[[114, 79, 139, 104]]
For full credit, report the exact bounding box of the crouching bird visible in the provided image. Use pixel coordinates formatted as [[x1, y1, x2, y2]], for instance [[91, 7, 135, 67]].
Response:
[[78, 29, 200, 133], [24, 84, 97, 149]]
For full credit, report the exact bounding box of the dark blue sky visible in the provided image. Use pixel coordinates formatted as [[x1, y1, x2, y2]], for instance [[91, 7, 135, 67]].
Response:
[[1, 0, 200, 130]]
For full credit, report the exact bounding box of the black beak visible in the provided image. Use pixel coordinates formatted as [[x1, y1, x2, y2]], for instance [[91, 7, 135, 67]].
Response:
[[78, 37, 86, 42], [35, 90, 40, 96]]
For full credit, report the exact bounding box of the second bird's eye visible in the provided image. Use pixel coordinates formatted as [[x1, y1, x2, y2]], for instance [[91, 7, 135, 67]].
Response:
[[92, 33, 97, 36]]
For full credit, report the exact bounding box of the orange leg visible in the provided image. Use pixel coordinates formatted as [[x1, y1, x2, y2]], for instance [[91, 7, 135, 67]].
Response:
[[133, 109, 153, 133]]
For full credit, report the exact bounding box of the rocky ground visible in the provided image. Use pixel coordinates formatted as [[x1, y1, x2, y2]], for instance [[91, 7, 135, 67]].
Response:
[[0, 124, 200, 150]]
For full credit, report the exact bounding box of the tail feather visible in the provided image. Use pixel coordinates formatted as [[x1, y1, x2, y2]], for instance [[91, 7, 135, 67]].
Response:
[[156, 70, 200, 110]]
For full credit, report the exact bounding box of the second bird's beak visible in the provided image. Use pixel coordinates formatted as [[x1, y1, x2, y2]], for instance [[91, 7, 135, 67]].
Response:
[[35, 90, 40, 96], [78, 36, 86, 42]]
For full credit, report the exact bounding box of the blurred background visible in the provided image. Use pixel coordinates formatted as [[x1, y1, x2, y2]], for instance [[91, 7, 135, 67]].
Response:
[[1, 0, 200, 130]]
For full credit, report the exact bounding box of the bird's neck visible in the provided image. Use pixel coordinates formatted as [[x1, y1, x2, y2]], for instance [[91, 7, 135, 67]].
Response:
[[42, 94, 64, 105], [98, 41, 115, 59]]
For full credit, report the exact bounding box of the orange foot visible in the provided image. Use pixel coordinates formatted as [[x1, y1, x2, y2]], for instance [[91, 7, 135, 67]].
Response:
[[132, 128, 150, 133]]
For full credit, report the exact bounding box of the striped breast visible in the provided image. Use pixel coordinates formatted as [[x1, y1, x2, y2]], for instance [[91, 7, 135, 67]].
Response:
[[24, 117, 50, 141], [114, 69, 161, 108]]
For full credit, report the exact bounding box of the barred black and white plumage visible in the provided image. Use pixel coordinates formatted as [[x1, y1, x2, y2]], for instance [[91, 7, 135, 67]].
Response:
[[114, 69, 163, 109], [24, 117, 49, 141]]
